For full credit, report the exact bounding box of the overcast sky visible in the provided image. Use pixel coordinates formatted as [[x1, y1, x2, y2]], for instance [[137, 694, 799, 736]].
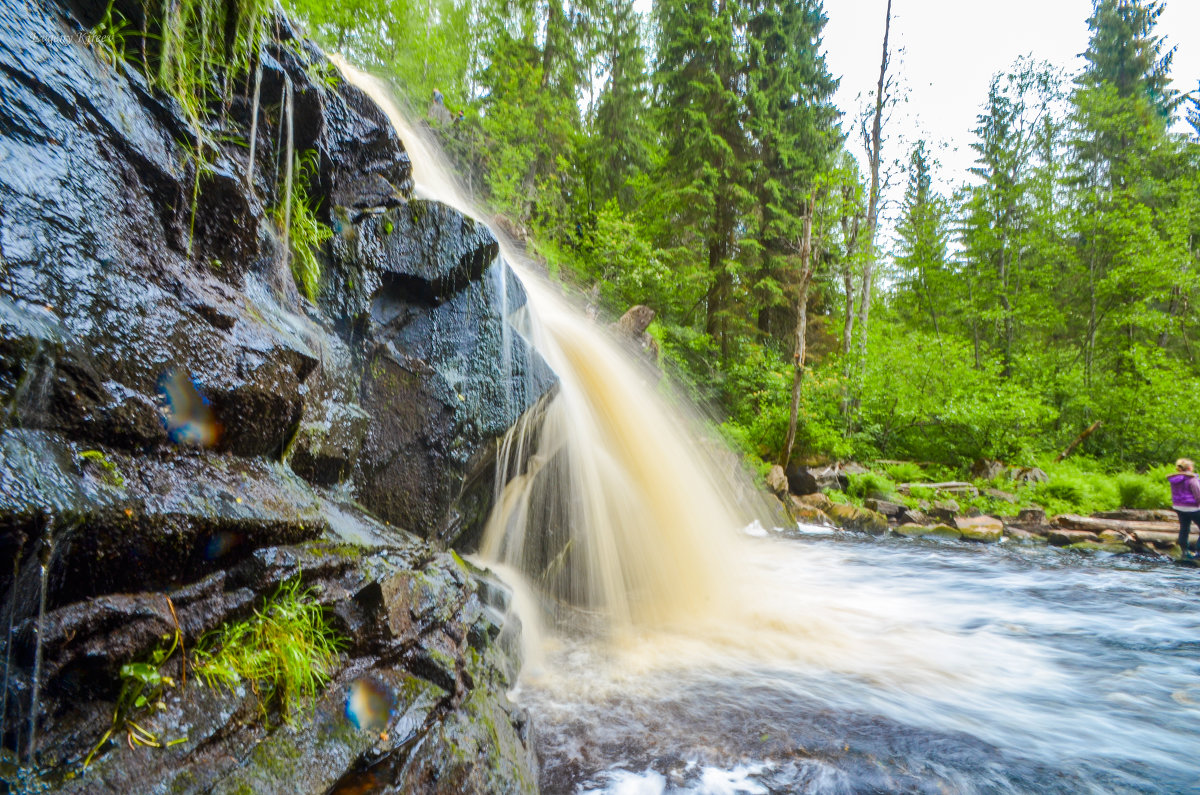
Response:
[[822, 0, 1200, 202]]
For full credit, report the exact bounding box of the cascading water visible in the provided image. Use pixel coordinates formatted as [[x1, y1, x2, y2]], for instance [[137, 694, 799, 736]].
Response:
[[331, 57, 756, 632], [334, 60, 1200, 794]]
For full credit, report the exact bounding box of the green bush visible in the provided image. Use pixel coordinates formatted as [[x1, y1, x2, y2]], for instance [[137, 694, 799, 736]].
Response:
[[1115, 471, 1170, 509], [879, 461, 924, 483], [1029, 459, 1120, 516], [908, 484, 936, 502], [847, 472, 897, 501]]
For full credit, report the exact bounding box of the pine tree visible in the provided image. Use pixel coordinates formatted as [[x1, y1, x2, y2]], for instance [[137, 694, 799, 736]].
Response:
[[894, 141, 948, 337], [583, 0, 654, 213], [962, 61, 1062, 377], [653, 0, 753, 354], [1079, 0, 1179, 119], [745, 0, 840, 344]]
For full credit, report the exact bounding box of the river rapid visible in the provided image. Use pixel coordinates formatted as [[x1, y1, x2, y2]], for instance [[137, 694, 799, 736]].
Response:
[[512, 530, 1200, 795]]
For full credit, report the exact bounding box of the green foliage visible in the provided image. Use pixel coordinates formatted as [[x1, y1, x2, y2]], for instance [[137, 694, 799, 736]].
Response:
[[1115, 469, 1171, 509], [85, 603, 187, 766], [275, 150, 333, 301], [846, 472, 897, 501], [91, 0, 135, 66], [86, 582, 342, 767], [878, 460, 925, 483], [1027, 459, 1121, 516], [282, 0, 1200, 480], [194, 578, 343, 722], [907, 485, 937, 502]]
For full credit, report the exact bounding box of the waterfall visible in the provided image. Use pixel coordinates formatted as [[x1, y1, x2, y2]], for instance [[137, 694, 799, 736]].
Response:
[[331, 57, 764, 633], [280, 74, 294, 265], [245, 59, 263, 190]]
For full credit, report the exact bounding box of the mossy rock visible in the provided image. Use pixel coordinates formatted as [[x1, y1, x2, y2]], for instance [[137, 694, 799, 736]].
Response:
[[956, 516, 1003, 543], [895, 523, 961, 540], [791, 504, 832, 527], [1066, 541, 1132, 555], [826, 503, 888, 535], [794, 492, 833, 513], [1003, 528, 1048, 545]]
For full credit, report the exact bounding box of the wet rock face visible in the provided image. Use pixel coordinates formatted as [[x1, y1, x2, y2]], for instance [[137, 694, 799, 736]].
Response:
[[0, 0, 552, 540], [0, 0, 551, 789]]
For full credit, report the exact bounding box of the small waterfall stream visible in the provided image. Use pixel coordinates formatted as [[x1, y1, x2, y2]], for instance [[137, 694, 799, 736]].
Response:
[[333, 60, 1200, 794]]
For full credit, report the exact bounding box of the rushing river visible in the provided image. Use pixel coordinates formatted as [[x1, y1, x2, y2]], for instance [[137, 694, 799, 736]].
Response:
[[328, 60, 1200, 795], [514, 531, 1200, 795]]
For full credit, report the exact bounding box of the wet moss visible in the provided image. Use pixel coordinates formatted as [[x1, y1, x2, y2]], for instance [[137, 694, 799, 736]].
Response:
[[78, 449, 124, 488]]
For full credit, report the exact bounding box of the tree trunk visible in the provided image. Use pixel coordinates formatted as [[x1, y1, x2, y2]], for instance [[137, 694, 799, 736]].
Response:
[[856, 0, 892, 361], [782, 196, 819, 468]]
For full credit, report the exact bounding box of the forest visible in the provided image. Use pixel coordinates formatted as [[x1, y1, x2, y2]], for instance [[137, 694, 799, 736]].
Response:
[[284, 0, 1200, 489]]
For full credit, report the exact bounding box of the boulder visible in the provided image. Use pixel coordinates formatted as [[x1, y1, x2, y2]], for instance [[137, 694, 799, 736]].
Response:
[[895, 524, 961, 540], [612, 305, 660, 366], [796, 492, 834, 512], [1002, 527, 1047, 544], [766, 465, 789, 496], [617, 304, 656, 337], [864, 498, 904, 518], [898, 509, 929, 526], [970, 459, 1006, 481], [826, 503, 888, 535], [0, 3, 547, 789], [790, 503, 833, 527], [928, 500, 960, 525], [785, 463, 849, 496], [956, 515, 1004, 543], [1015, 507, 1047, 525], [1066, 540, 1132, 555], [1047, 529, 1103, 547], [983, 488, 1019, 503], [1011, 466, 1049, 485]]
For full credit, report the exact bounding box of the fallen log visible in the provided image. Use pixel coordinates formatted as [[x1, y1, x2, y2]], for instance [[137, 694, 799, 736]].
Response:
[[896, 481, 979, 497], [1055, 420, 1102, 463], [1055, 514, 1177, 536], [1055, 515, 1184, 548]]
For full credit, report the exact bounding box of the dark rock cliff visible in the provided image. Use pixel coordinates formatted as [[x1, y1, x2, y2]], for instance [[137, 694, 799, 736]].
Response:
[[0, 0, 552, 790]]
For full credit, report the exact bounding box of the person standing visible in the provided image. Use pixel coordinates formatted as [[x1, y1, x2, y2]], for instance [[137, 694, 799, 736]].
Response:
[[1167, 458, 1200, 559]]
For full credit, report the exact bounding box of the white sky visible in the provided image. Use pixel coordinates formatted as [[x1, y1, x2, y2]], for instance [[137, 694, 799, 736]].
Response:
[[822, 0, 1200, 202]]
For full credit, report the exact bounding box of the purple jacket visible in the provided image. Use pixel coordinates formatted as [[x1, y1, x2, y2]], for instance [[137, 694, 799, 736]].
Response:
[[1168, 473, 1200, 508]]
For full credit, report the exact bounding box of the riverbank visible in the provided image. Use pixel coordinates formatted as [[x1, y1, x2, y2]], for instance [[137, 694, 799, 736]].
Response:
[[767, 461, 1195, 560]]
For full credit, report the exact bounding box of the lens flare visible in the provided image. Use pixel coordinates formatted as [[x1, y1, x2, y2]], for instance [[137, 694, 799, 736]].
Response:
[[345, 678, 394, 732], [156, 369, 221, 446], [203, 530, 243, 560]]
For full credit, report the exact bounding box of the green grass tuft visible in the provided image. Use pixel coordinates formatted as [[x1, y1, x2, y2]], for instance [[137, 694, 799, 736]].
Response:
[[275, 150, 333, 301], [194, 578, 343, 722]]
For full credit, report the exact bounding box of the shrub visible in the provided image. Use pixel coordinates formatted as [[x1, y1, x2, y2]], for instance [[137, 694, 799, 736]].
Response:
[[276, 150, 333, 301], [879, 461, 924, 483], [847, 472, 897, 501], [1115, 471, 1170, 510], [1030, 460, 1120, 516]]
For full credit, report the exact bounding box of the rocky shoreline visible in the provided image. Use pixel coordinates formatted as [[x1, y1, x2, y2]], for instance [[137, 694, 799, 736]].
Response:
[[769, 466, 1192, 560]]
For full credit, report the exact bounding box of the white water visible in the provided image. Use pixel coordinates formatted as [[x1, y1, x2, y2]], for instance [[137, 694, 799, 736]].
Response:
[[332, 60, 1200, 794]]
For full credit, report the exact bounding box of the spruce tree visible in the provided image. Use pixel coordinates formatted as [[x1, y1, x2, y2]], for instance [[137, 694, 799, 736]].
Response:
[[745, 0, 840, 344], [653, 0, 752, 354], [894, 140, 948, 337]]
